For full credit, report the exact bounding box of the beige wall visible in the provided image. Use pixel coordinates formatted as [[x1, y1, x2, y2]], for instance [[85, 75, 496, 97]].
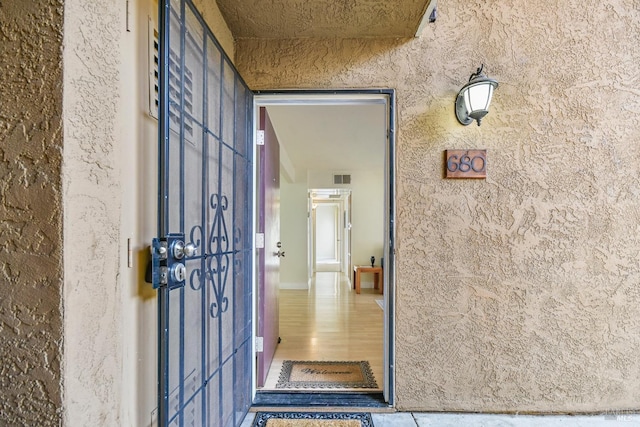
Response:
[[6, 0, 639, 422], [279, 178, 309, 288], [63, 0, 125, 423], [236, 0, 640, 413], [0, 1, 64, 424], [192, 0, 235, 59], [61, 0, 236, 425]]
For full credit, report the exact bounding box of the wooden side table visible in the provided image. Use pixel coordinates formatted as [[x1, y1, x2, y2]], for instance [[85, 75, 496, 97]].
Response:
[[353, 265, 383, 294]]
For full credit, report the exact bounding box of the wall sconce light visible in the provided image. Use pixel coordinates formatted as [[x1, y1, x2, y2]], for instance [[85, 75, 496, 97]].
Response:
[[455, 64, 498, 126]]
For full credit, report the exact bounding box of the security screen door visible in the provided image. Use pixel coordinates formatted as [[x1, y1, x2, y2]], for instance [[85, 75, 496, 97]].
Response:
[[152, 0, 253, 426]]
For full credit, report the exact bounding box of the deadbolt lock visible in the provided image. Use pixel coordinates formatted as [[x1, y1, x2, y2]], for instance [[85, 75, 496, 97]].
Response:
[[172, 263, 186, 282]]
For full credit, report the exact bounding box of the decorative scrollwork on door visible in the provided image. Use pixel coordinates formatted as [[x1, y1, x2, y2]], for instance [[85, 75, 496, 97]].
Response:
[[188, 225, 204, 291], [186, 193, 232, 318], [209, 193, 230, 318]]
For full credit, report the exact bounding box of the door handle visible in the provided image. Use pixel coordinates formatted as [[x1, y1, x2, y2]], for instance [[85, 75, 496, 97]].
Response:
[[171, 240, 197, 259]]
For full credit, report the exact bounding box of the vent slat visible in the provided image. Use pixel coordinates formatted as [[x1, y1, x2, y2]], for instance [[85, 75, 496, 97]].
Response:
[[149, 20, 195, 142], [333, 174, 351, 185]]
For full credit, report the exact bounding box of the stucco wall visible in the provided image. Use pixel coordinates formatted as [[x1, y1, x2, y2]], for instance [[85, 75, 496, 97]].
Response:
[[61, 0, 237, 424], [236, 0, 640, 413], [0, 1, 64, 425], [63, 0, 124, 424]]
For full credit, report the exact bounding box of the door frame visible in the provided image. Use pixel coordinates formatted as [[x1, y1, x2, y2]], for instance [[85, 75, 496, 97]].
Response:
[[308, 189, 351, 275], [251, 90, 396, 405], [312, 199, 342, 272]]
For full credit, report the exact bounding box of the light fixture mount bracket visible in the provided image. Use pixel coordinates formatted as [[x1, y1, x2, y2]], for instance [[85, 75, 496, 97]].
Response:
[[455, 94, 474, 126]]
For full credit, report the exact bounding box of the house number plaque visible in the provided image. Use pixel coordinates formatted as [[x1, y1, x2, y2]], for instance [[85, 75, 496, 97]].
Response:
[[445, 149, 487, 179]]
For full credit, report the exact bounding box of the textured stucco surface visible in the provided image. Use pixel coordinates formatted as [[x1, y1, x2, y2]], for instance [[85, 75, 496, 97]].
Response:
[[63, 0, 124, 424], [193, 0, 235, 60], [236, 0, 640, 413], [0, 1, 64, 425], [216, 0, 431, 38]]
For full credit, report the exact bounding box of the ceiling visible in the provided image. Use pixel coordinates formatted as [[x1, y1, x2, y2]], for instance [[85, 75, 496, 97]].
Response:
[[215, 0, 435, 39], [265, 104, 386, 182]]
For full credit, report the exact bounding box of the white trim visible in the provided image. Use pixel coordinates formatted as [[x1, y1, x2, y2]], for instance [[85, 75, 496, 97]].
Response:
[[250, 106, 258, 399], [254, 93, 389, 105]]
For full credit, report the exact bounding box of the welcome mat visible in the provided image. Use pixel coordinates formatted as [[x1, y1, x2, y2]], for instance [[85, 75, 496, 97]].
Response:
[[252, 412, 374, 427], [276, 361, 378, 389]]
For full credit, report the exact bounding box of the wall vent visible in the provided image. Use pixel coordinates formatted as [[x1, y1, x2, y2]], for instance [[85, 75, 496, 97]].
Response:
[[333, 174, 351, 184], [148, 19, 159, 119], [148, 18, 194, 142]]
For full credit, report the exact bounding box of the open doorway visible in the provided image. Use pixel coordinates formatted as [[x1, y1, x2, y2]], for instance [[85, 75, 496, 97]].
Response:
[[309, 189, 351, 274], [254, 92, 395, 405], [314, 201, 342, 272]]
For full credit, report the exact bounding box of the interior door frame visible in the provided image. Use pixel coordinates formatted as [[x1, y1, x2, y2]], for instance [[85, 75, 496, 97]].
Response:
[[308, 190, 351, 274], [251, 90, 396, 405], [312, 199, 342, 270]]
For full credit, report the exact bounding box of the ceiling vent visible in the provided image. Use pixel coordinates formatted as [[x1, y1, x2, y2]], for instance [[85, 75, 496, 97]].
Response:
[[333, 174, 351, 185]]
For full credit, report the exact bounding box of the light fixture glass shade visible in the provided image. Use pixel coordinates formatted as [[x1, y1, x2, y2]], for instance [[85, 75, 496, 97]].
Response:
[[455, 65, 498, 126]]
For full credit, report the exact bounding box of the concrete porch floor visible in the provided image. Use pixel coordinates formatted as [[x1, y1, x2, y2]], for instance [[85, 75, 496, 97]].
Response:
[[240, 411, 640, 426]]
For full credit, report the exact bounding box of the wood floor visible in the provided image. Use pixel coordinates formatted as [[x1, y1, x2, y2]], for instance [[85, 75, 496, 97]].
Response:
[[261, 272, 384, 391]]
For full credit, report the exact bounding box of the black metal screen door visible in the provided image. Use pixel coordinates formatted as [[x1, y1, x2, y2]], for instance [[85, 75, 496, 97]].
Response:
[[152, 0, 253, 425]]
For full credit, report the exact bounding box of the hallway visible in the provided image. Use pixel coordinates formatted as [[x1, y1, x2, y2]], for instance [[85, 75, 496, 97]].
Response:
[[261, 272, 384, 391]]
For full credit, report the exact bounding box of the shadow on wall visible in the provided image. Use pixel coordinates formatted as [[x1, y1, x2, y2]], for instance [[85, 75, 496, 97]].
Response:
[[236, 38, 413, 89], [138, 249, 156, 300]]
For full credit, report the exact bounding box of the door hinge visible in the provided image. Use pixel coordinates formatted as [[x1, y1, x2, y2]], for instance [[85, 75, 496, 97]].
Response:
[[255, 336, 263, 352], [255, 232, 265, 249], [256, 130, 265, 146]]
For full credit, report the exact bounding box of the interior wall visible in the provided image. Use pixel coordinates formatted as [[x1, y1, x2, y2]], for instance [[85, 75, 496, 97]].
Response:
[[279, 177, 309, 288], [347, 170, 384, 269], [235, 0, 640, 413], [0, 1, 64, 424], [308, 170, 384, 273]]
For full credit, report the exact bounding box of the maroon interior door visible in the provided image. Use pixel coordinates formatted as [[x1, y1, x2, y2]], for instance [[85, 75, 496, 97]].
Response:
[[257, 107, 280, 387]]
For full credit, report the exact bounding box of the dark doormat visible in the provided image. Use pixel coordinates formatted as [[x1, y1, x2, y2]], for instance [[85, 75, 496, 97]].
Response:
[[253, 391, 387, 408], [252, 412, 374, 427], [276, 361, 378, 389]]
